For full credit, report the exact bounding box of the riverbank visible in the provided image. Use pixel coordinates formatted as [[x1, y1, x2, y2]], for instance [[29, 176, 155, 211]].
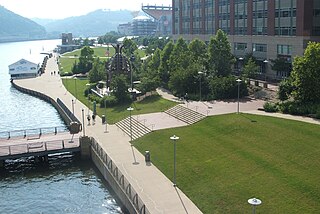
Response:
[[14, 54, 202, 213]]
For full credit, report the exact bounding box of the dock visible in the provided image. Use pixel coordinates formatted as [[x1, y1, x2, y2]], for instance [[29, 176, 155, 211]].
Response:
[[0, 132, 80, 161]]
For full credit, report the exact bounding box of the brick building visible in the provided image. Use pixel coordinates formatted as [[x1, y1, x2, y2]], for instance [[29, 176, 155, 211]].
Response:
[[172, 0, 320, 79]]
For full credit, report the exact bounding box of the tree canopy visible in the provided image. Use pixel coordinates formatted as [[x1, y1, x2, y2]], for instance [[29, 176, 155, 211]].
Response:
[[208, 29, 235, 77], [290, 42, 320, 103]]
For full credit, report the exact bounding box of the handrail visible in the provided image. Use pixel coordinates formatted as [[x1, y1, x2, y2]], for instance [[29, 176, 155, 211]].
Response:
[[0, 138, 80, 157], [91, 138, 149, 214], [0, 126, 68, 140]]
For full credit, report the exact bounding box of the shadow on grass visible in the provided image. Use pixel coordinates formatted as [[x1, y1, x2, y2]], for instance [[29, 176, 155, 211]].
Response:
[[240, 113, 257, 123]]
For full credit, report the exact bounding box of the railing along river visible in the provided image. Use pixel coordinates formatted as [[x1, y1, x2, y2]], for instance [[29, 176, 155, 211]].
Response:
[[91, 138, 150, 214], [0, 126, 68, 140]]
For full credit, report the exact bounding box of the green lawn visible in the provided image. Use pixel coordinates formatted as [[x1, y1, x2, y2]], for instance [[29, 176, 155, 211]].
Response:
[[62, 47, 115, 57], [62, 78, 176, 124], [134, 114, 320, 214]]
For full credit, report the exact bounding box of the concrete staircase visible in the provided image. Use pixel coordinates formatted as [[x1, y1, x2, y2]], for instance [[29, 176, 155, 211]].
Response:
[[116, 117, 152, 140], [165, 105, 206, 124]]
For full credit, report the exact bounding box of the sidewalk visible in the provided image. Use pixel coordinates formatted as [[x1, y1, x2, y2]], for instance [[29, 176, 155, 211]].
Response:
[[14, 55, 203, 214]]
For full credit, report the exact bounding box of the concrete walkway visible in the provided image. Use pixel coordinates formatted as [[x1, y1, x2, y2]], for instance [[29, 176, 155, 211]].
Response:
[[157, 87, 320, 126], [14, 55, 203, 214]]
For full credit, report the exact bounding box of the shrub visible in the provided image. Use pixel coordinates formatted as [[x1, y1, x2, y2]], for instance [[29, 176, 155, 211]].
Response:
[[100, 96, 118, 107], [316, 108, 320, 119], [210, 76, 248, 100], [263, 102, 277, 112]]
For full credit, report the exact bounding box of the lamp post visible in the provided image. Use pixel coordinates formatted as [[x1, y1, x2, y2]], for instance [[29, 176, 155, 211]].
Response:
[[71, 99, 75, 115], [198, 71, 204, 101], [239, 57, 244, 76], [236, 79, 242, 114], [127, 107, 134, 145], [170, 135, 179, 187], [82, 109, 85, 136], [129, 56, 135, 101], [74, 76, 78, 102], [85, 83, 91, 115], [248, 198, 262, 214], [263, 59, 268, 81], [104, 99, 108, 133]]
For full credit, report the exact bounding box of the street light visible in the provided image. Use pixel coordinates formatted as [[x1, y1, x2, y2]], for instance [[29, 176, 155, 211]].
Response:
[[127, 107, 134, 145], [104, 98, 108, 133], [85, 83, 91, 115], [239, 57, 244, 76], [74, 76, 77, 102], [236, 79, 242, 114], [71, 99, 75, 115], [263, 59, 269, 81], [198, 71, 204, 101], [170, 135, 179, 187], [82, 109, 85, 136], [248, 198, 262, 214]]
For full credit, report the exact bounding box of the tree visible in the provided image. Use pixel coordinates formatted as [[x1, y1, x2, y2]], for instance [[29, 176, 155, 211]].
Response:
[[168, 61, 202, 96], [148, 48, 161, 75], [123, 38, 138, 57], [242, 58, 259, 80], [290, 42, 320, 103], [188, 39, 207, 64], [278, 78, 294, 101], [88, 58, 106, 83], [78, 46, 94, 74], [208, 29, 235, 77], [271, 57, 292, 76], [168, 37, 191, 72], [111, 74, 130, 103], [159, 41, 174, 86]]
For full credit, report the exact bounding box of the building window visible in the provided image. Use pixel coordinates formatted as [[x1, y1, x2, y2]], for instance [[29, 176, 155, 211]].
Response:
[[253, 43, 267, 52], [234, 42, 247, 51], [277, 44, 292, 55]]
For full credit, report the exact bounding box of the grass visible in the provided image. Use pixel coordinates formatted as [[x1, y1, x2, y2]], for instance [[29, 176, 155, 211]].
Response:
[[62, 78, 176, 124], [62, 47, 115, 57], [134, 113, 320, 214]]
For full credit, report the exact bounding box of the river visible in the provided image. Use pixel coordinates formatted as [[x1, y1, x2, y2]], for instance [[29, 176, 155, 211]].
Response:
[[0, 40, 124, 213]]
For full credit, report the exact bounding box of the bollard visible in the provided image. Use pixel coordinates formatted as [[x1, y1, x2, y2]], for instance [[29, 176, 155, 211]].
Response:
[[145, 151, 151, 162]]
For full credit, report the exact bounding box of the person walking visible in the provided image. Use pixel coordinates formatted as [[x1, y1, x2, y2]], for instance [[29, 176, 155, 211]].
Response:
[[87, 114, 91, 125], [92, 114, 96, 125]]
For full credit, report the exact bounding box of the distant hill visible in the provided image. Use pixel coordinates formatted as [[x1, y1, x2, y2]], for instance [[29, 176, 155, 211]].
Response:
[[43, 9, 133, 37], [0, 5, 46, 42], [31, 18, 56, 26]]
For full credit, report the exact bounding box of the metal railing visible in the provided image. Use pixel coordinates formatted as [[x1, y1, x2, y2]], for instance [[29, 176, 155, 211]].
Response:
[[91, 139, 149, 214], [57, 98, 80, 124], [0, 126, 68, 140], [0, 138, 80, 157]]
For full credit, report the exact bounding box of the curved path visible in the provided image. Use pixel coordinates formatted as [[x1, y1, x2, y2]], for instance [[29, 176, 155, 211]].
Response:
[[14, 54, 202, 214]]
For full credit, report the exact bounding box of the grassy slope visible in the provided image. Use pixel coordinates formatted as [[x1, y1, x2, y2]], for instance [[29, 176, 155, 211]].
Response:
[[62, 78, 176, 124], [134, 113, 320, 213]]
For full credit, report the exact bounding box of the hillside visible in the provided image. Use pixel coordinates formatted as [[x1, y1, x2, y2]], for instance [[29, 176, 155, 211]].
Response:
[[44, 9, 133, 37], [0, 6, 46, 42]]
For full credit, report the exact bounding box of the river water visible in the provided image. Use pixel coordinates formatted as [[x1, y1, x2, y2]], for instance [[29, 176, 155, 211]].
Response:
[[0, 40, 124, 213]]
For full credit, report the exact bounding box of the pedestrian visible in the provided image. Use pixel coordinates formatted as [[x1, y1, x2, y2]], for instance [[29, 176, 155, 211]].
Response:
[[92, 114, 96, 125], [54, 71, 56, 75], [87, 114, 91, 125], [184, 93, 188, 102]]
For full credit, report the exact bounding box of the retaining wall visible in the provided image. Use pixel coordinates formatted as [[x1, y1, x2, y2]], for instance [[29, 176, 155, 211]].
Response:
[[12, 81, 74, 126]]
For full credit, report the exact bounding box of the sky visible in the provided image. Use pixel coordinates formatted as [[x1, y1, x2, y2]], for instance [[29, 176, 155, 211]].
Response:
[[0, 0, 172, 19]]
